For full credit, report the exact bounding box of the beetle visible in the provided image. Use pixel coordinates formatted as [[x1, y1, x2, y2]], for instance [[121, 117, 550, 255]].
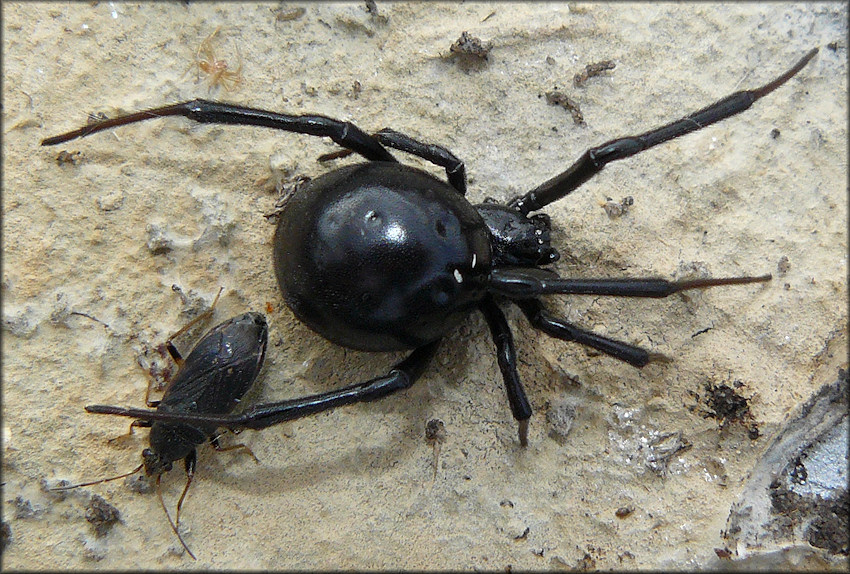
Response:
[[43, 48, 818, 447], [52, 304, 269, 559]]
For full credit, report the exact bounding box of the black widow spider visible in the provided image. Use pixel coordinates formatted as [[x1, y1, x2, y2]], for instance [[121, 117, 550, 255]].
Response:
[[43, 48, 818, 447]]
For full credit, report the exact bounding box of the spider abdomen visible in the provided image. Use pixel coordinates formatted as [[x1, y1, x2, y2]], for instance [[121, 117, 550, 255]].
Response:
[[274, 162, 492, 351]]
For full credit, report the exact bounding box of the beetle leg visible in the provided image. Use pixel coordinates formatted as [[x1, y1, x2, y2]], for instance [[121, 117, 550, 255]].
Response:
[[507, 48, 818, 215], [163, 287, 223, 363], [41, 99, 396, 163], [144, 384, 163, 408], [209, 433, 260, 464], [479, 296, 532, 446], [487, 267, 771, 299], [129, 418, 153, 433], [107, 418, 152, 445], [140, 287, 224, 408], [174, 450, 197, 528], [515, 298, 670, 368], [86, 341, 441, 431], [49, 462, 144, 491], [154, 287, 225, 402]]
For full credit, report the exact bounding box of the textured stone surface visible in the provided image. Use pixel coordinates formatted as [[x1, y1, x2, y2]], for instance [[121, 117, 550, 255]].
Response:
[[3, 2, 846, 569]]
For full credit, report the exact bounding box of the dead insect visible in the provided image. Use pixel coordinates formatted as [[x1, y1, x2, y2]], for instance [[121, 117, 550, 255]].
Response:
[[601, 195, 634, 219], [190, 26, 243, 93], [51, 298, 268, 559], [55, 149, 81, 166]]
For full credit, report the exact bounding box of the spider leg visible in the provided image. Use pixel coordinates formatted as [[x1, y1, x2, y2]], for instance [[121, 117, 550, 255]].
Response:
[[507, 48, 818, 215], [317, 128, 468, 194], [487, 267, 771, 299], [515, 298, 667, 368], [41, 99, 396, 162], [479, 296, 532, 446], [373, 128, 467, 194], [85, 341, 440, 430]]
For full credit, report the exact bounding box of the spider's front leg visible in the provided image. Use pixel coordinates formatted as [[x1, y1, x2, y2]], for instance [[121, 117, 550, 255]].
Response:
[[487, 267, 771, 300], [507, 48, 818, 215], [41, 99, 396, 162], [487, 267, 770, 366]]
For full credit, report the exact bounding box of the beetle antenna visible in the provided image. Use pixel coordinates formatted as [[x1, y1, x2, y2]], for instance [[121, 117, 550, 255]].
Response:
[[50, 463, 144, 491], [156, 474, 197, 560]]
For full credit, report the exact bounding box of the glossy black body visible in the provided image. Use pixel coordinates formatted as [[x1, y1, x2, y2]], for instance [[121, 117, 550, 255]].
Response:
[[144, 312, 268, 475], [45, 49, 816, 449], [274, 162, 493, 351]]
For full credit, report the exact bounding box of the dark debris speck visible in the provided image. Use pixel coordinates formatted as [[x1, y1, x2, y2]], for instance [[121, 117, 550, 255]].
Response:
[[806, 489, 849, 555], [544, 91, 585, 125], [1, 521, 11, 553], [85, 494, 121, 537], [706, 383, 749, 422], [697, 381, 760, 438], [11, 496, 40, 519], [425, 418, 446, 443], [449, 31, 492, 61], [574, 60, 616, 87]]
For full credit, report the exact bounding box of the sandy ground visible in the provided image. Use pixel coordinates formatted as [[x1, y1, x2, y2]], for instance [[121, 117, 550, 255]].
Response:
[[2, 2, 847, 570]]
